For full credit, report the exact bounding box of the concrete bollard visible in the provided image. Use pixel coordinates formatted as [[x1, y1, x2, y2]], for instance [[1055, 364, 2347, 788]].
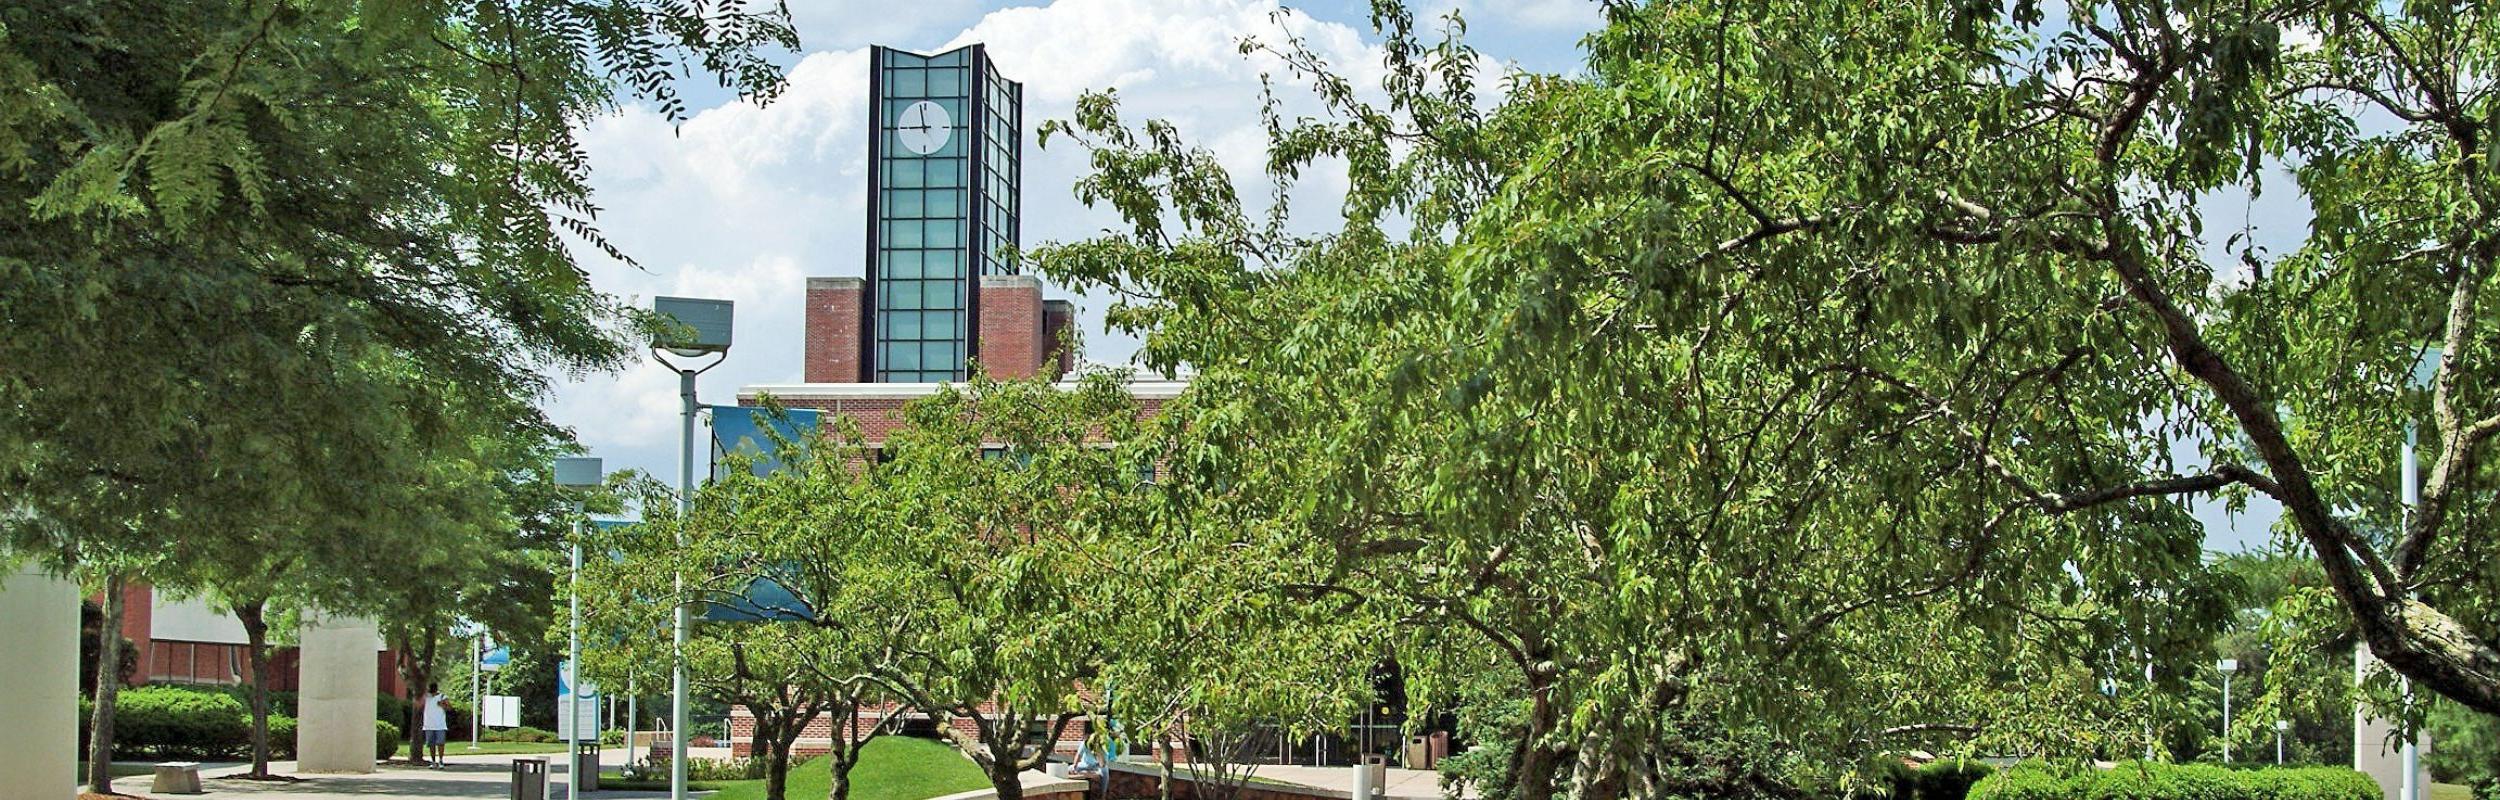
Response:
[[0, 564, 78, 796]]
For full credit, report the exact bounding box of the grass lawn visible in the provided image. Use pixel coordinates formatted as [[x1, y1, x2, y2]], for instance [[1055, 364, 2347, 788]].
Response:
[[2431, 783, 2474, 800], [394, 740, 574, 758], [703, 736, 992, 800]]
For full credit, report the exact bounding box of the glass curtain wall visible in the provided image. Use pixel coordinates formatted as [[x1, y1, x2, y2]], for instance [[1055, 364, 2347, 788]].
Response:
[[874, 47, 972, 382]]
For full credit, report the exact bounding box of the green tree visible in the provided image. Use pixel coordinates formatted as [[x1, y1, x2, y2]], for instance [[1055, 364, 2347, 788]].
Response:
[[0, 2, 795, 789], [1038, 1, 2500, 797], [581, 470, 902, 800]]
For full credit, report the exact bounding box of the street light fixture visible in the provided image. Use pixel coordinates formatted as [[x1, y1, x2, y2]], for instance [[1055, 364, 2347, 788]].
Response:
[[2218, 658, 2239, 763], [650, 296, 732, 800], [2275, 719, 2291, 765], [555, 456, 604, 800]]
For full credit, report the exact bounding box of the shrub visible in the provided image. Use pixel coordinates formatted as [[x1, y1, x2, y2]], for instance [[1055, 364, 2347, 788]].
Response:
[[264, 714, 299, 759], [1967, 762, 2377, 800], [643, 754, 765, 781], [486, 725, 558, 743], [2470, 778, 2499, 800], [1911, 760, 1993, 800], [116, 684, 252, 758], [377, 720, 402, 760], [600, 728, 625, 746]]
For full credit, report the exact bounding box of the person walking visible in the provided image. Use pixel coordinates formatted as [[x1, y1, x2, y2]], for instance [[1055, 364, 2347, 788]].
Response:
[[424, 682, 452, 768]]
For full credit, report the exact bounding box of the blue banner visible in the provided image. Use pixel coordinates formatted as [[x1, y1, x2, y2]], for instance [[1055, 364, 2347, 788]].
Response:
[[709, 405, 823, 478]]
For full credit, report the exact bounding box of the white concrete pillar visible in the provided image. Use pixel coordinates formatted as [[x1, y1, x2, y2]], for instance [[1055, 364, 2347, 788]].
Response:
[[2354, 648, 2426, 800], [0, 563, 80, 796], [298, 613, 381, 773]]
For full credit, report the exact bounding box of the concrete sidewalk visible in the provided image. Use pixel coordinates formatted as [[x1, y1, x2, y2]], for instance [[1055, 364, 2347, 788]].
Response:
[[1247, 765, 1454, 800], [165, 750, 668, 799]]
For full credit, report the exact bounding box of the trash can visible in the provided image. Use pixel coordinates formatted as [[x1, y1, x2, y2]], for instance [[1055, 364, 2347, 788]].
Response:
[[572, 741, 601, 792], [1403, 735, 1432, 768], [511, 758, 549, 800], [1355, 754, 1388, 799]]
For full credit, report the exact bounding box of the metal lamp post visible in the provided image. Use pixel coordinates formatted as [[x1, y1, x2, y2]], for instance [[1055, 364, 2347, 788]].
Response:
[[2276, 719, 2290, 765], [470, 633, 483, 750], [555, 456, 605, 800], [651, 296, 733, 800], [2396, 347, 2437, 800], [2219, 658, 2238, 763]]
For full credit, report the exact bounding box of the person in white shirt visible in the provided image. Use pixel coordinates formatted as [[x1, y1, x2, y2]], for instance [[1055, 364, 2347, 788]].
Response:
[[422, 682, 451, 768]]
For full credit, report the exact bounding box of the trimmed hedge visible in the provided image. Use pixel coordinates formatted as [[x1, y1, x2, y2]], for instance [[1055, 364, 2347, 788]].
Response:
[[378, 720, 403, 760], [486, 725, 558, 743], [84, 684, 400, 760], [117, 684, 252, 758], [1967, 762, 2378, 800]]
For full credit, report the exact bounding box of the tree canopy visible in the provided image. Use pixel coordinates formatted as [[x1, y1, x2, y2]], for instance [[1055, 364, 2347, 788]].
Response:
[[1035, 0, 2500, 796]]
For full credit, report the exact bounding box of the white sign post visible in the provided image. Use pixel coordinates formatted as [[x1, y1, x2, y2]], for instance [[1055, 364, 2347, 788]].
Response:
[[557, 660, 601, 743], [484, 696, 522, 729]]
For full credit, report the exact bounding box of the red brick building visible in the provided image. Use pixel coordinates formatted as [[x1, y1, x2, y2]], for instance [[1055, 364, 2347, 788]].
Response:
[[729, 269, 1183, 761], [96, 581, 401, 694]]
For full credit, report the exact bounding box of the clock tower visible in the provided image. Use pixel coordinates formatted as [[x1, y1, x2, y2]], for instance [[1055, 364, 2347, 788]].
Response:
[[865, 43, 1023, 382]]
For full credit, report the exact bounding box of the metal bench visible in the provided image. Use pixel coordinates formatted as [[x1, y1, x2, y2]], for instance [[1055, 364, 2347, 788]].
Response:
[[151, 761, 204, 794]]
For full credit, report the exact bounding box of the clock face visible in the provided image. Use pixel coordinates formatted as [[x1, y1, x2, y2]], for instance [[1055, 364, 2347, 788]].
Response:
[[895, 100, 952, 156]]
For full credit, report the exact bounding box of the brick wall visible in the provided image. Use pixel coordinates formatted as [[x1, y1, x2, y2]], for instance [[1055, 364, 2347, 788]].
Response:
[[1041, 300, 1076, 379], [806, 277, 868, 383], [977, 274, 1046, 379]]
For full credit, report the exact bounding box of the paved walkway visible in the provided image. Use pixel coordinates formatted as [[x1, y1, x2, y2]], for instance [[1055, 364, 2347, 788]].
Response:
[[1248, 765, 1453, 800], [141, 751, 668, 799]]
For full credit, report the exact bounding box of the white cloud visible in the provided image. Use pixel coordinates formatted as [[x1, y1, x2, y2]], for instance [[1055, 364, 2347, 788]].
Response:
[[544, 0, 1410, 482], [1425, 0, 1604, 33]]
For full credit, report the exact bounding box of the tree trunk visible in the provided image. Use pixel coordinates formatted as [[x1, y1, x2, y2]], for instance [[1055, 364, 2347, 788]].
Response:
[[828, 759, 853, 800], [86, 571, 126, 794], [403, 628, 438, 763], [990, 758, 1026, 800], [827, 746, 858, 800], [237, 597, 274, 778], [766, 733, 798, 800], [1510, 677, 1563, 800], [1158, 738, 1176, 800]]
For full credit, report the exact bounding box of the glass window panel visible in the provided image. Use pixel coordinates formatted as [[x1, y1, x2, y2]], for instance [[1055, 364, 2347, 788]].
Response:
[[886, 220, 922, 248], [924, 249, 959, 278], [926, 310, 958, 338], [887, 158, 921, 188], [888, 68, 926, 97], [928, 66, 965, 93], [923, 342, 958, 370], [886, 250, 922, 279], [889, 189, 923, 218], [926, 219, 958, 247], [938, 98, 965, 122], [886, 311, 921, 340], [885, 342, 921, 370], [926, 189, 961, 217]]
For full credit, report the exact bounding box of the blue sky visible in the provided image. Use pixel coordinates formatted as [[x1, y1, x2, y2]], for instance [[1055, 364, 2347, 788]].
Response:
[[545, 0, 2299, 553], [545, 0, 1606, 497]]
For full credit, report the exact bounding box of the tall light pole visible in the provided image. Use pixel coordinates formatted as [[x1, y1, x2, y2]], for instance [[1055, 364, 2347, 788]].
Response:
[[2397, 347, 2438, 800], [470, 633, 483, 750], [555, 456, 605, 800], [652, 296, 733, 800], [2219, 658, 2238, 763]]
